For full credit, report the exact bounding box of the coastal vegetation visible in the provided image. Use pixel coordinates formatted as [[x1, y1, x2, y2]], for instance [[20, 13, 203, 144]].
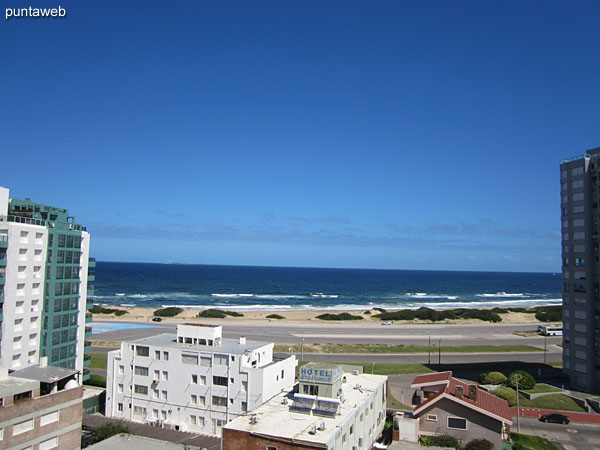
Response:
[[89, 305, 127, 316], [420, 435, 460, 449], [372, 305, 562, 323], [266, 313, 285, 319], [316, 312, 363, 320], [197, 309, 244, 318], [153, 307, 183, 317], [94, 421, 130, 440]]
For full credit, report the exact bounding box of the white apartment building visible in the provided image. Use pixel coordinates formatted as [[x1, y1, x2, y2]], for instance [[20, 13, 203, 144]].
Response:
[[223, 363, 388, 450], [0, 186, 47, 370], [106, 323, 298, 436]]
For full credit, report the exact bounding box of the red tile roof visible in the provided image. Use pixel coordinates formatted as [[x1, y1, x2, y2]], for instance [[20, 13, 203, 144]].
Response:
[[412, 373, 512, 424], [411, 371, 452, 386]]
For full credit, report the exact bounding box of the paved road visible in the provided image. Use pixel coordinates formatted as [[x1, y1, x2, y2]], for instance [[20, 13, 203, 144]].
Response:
[[517, 417, 600, 449], [91, 319, 562, 347]]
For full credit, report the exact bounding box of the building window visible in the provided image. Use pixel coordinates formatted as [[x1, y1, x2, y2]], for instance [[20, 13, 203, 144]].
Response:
[[152, 389, 159, 399], [119, 365, 124, 375], [182, 353, 198, 365], [136, 346, 149, 357], [242, 401, 247, 412], [118, 403, 123, 412], [191, 395, 197, 405], [242, 381, 248, 391], [447, 417, 467, 430], [267, 446, 277, 450], [163, 351, 169, 360], [213, 376, 228, 386], [191, 374, 198, 384], [118, 384, 123, 393], [133, 406, 147, 416], [200, 356, 212, 367], [214, 354, 228, 365], [40, 410, 59, 426], [39, 436, 58, 450], [161, 390, 167, 400], [155, 350, 161, 359], [12, 418, 34, 435], [350, 425, 354, 434], [212, 396, 227, 407], [199, 395, 206, 405], [426, 414, 437, 421], [200, 375, 206, 385], [302, 384, 318, 395], [135, 366, 148, 376], [190, 415, 197, 425], [134, 385, 148, 396], [162, 371, 168, 380]]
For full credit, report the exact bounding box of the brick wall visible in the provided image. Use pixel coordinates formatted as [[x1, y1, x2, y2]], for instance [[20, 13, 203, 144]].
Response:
[[222, 428, 326, 450], [0, 386, 82, 449]]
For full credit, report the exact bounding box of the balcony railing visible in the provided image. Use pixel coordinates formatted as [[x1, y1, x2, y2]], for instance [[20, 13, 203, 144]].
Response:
[[84, 341, 91, 348], [0, 215, 46, 227], [0, 235, 7, 243]]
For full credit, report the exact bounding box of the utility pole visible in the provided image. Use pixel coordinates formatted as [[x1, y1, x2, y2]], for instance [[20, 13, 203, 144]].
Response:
[[301, 333, 304, 362], [438, 338, 442, 365], [516, 375, 520, 433], [543, 334, 547, 364]]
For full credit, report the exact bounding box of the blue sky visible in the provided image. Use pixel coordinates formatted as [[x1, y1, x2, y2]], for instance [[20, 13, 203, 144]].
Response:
[[1, 1, 599, 272]]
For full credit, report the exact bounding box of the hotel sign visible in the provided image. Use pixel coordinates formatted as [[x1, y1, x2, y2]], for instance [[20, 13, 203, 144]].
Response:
[[299, 366, 342, 384]]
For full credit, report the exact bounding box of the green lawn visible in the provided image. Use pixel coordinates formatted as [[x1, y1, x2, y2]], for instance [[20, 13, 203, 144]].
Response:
[[523, 384, 563, 394], [512, 433, 560, 450], [89, 353, 107, 369], [275, 343, 543, 354], [298, 361, 434, 375], [519, 394, 586, 412], [84, 374, 106, 388]]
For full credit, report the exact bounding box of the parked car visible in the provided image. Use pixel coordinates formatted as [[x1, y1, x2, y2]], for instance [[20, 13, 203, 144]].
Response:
[[151, 317, 162, 322], [381, 321, 392, 325], [540, 413, 570, 424]]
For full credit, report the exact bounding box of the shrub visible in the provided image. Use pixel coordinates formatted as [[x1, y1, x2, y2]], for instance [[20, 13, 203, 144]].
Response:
[[464, 439, 494, 450], [479, 371, 507, 385], [197, 309, 244, 318], [89, 305, 128, 316], [491, 387, 517, 406], [374, 307, 387, 313], [508, 370, 536, 390], [534, 305, 562, 322], [420, 434, 459, 449], [266, 314, 285, 319], [364, 310, 371, 315], [95, 421, 130, 440], [316, 313, 363, 321], [153, 307, 183, 317]]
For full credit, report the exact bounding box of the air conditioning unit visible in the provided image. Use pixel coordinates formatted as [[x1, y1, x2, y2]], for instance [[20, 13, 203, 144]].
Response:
[[308, 425, 317, 435], [281, 398, 288, 405], [317, 422, 326, 431]]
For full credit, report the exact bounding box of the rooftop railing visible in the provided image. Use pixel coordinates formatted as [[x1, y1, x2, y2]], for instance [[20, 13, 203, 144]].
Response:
[[561, 154, 587, 164]]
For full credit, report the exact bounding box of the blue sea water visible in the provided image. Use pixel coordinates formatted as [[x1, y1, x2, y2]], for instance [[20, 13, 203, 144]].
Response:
[[91, 262, 562, 311]]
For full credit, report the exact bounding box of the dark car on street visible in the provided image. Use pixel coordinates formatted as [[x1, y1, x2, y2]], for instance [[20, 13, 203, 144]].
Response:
[[151, 317, 162, 322], [540, 413, 570, 424]]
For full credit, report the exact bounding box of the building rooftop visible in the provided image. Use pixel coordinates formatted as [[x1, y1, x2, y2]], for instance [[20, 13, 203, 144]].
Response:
[[413, 373, 512, 424], [224, 371, 387, 445], [411, 371, 452, 387], [129, 333, 268, 354], [0, 374, 39, 397], [87, 433, 190, 449], [12, 365, 78, 383]]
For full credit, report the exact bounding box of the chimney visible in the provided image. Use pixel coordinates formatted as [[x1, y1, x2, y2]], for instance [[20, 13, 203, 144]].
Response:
[[454, 385, 463, 399], [239, 336, 246, 345], [469, 385, 477, 402], [39, 356, 48, 368]]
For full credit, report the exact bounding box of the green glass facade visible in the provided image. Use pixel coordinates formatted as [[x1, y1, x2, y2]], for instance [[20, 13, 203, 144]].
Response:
[[8, 199, 91, 374]]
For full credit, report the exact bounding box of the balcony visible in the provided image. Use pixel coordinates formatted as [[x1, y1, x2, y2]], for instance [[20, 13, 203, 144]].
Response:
[[84, 341, 91, 350], [0, 270, 5, 284], [86, 312, 93, 323], [85, 326, 92, 336], [88, 257, 96, 268], [83, 368, 90, 381], [84, 354, 91, 367], [0, 234, 7, 248]]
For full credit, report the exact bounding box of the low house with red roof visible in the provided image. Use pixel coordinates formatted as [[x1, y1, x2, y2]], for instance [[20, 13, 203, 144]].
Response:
[[410, 371, 512, 449]]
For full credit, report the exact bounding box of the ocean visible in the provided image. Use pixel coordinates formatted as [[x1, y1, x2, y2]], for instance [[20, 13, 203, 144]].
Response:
[[91, 262, 562, 311]]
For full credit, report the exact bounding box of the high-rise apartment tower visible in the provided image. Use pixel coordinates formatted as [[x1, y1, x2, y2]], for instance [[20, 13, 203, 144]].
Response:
[[0, 186, 92, 382], [560, 147, 600, 393]]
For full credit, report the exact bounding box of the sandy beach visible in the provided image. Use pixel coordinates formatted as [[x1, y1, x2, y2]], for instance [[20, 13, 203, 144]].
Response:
[[91, 306, 543, 325]]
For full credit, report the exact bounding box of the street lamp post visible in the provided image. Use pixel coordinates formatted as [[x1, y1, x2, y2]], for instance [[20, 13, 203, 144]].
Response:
[[438, 338, 442, 365]]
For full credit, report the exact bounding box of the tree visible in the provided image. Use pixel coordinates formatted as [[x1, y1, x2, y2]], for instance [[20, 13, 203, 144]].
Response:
[[508, 370, 535, 390], [479, 371, 507, 385]]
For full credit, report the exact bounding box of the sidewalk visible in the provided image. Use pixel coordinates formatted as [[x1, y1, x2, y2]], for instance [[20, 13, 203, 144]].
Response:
[[510, 407, 600, 424]]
